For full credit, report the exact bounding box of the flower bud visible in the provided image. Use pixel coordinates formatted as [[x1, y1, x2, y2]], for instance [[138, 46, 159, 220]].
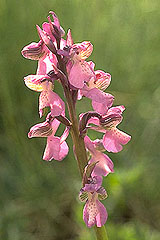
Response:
[[36, 25, 57, 54]]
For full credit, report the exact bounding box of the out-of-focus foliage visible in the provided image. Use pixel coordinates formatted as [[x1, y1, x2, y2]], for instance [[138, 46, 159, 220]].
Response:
[[0, 0, 160, 239]]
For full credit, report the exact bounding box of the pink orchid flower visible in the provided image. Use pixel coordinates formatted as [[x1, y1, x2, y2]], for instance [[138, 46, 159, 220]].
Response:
[[21, 35, 57, 76], [79, 175, 108, 228], [88, 106, 131, 153], [78, 61, 114, 115], [58, 30, 94, 89], [84, 136, 114, 177], [28, 113, 69, 161], [24, 75, 65, 118], [69, 41, 95, 89]]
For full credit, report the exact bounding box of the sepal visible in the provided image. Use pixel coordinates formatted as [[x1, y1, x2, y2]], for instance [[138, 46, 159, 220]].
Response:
[[36, 25, 57, 54], [72, 41, 93, 60], [79, 189, 88, 202], [79, 111, 101, 135], [97, 187, 108, 200], [24, 74, 51, 92], [28, 120, 53, 138], [82, 162, 99, 187], [21, 40, 46, 60], [66, 29, 73, 46], [100, 113, 122, 128]]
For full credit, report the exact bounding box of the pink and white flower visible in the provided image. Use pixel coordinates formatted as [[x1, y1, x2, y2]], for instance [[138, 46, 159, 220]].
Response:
[[84, 136, 114, 177], [79, 62, 114, 115], [28, 113, 69, 161], [24, 75, 65, 118], [79, 175, 108, 228], [88, 106, 131, 153]]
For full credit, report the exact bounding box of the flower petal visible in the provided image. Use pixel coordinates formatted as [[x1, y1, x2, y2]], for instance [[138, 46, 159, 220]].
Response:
[[50, 118, 61, 135], [82, 88, 112, 103], [37, 54, 56, 75], [107, 105, 125, 115], [84, 135, 95, 153], [28, 121, 53, 138], [83, 202, 90, 227], [49, 11, 60, 29], [21, 40, 46, 60], [73, 41, 93, 60], [84, 136, 114, 177], [66, 29, 73, 46], [88, 70, 111, 91], [83, 176, 102, 192], [97, 187, 108, 201], [79, 190, 88, 202], [39, 90, 65, 118], [83, 199, 97, 228], [92, 101, 110, 115], [103, 128, 131, 153], [69, 61, 94, 89], [81, 88, 114, 115], [90, 152, 114, 177], [87, 117, 101, 127], [58, 140, 69, 160], [100, 113, 122, 128], [42, 22, 56, 43], [43, 136, 68, 161], [88, 61, 95, 70], [94, 70, 111, 91], [24, 75, 48, 92], [95, 200, 108, 227]]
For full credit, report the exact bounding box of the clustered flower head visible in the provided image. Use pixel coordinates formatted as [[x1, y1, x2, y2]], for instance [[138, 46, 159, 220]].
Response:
[[22, 11, 131, 228]]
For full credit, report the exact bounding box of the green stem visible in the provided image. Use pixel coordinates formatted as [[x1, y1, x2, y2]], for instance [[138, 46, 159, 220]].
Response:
[[57, 54, 109, 240], [62, 83, 88, 176], [94, 226, 109, 240]]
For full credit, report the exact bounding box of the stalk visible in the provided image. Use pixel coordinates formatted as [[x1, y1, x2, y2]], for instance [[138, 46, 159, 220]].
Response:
[[94, 226, 109, 240]]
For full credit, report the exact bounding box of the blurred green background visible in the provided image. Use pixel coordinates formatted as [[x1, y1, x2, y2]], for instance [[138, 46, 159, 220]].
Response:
[[0, 0, 160, 239]]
